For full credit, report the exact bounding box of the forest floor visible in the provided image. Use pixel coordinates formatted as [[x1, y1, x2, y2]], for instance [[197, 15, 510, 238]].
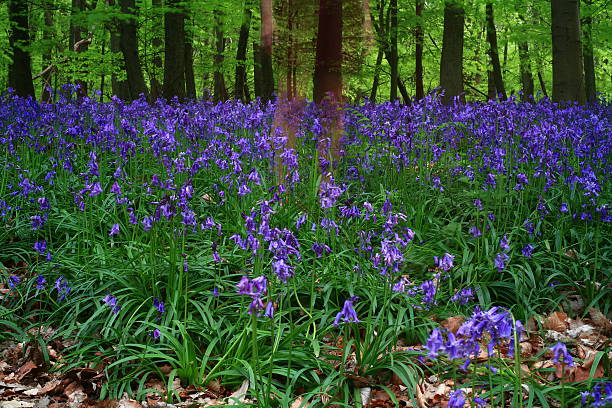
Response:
[[1, 306, 609, 408]]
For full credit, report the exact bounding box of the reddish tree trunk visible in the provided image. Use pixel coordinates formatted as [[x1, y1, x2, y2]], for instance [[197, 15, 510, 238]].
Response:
[[260, 0, 274, 102], [313, 0, 342, 103]]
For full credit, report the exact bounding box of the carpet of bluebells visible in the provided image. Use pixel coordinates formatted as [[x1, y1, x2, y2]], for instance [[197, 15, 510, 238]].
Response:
[[0, 89, 610, 407]]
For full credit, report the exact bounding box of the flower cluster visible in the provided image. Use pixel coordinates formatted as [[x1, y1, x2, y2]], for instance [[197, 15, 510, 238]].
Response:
[[236, 275, 270, 316]]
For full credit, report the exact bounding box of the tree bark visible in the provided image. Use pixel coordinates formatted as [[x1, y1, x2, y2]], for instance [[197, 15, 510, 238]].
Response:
[[537, 71, 548, 98], [551, 0, 586, 104], [439, 0, 465, 104], [582, 0, 596, 102], [184, 18, 196, 99], [119, 0, 149, 101], [8, 0, 35, 98], [235, 4, 252, 101], [369, 47, 384, 102], [163, 0, 186, 100], [259, 0, 274, 102], [41, 2, 54, 102], [518, 41, 534, 101], [213, 10, 228, 102], [414, 0, 424, 100], [389, 0, 398, 101], [485, 2, 505, 99], [253, 40, 263, 98], [107, 0, 129, 99], [150, 0, 163, 100], [70, 0, 88, 98]]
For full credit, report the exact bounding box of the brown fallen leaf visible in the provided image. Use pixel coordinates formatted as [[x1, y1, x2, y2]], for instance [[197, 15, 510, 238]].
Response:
[[290, 396, 310, 408], [441, 316, 464, 334], [543, 311, 567, 332], [16, 360, 38, 381], [415, 384, 427, 408], [588, 308, 612, 335]]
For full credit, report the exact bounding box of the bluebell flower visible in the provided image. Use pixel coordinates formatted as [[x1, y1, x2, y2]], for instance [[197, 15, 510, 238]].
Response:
[[494, 252, 509, 271], [499, 235, 510, 251], [434, 253, 455, 271], [109, 223, 120, 236], [521, 244, 534, 258], [8, 275, 20, 288], [550, 342, 575, 367], [153, 298, 165, 314], [34, 240, 47, 254], [469, 226, 481, 238], [36, 274, 46, 290], [448, 389, 466, 408], [333, 296, 360, 326], [264, 302, 274, 318]]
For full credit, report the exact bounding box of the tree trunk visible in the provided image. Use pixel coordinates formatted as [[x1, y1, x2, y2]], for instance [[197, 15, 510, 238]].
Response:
[[107, 0, 129, 99], [485, 2, 505, 99], [41, 2, 54, 102], [389, 0, 398, 101], [487, 70, 495, 100], [551, 0, 586, 104], [213, 10, 228, 102], [259, 0, 274, 102], [253, 40, 263, 98], [150, 0, 163, 100], [8, 0, 35, 98], [235, 5, 252, 101], [369, 47, 384, 102], [537, 70, 548, 98], [518, 41, 534, 101], [70, 0, 88, 98], [414, 0, 424, 100], [439, 0, 464, 104], [582, 0, 596, 102], [184, 18, 196, 99], [119, 0, 149, 101], [163, 0, 186, 100]]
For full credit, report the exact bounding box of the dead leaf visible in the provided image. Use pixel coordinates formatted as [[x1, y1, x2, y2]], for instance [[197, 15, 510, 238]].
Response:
[[441, 316, 464, 334], [588, 308, 612, 335], [359, 387, 371, 406], [290, 396, 310, 408], [543, 311, 567, 332], [16, 361, 37, 381], [415, 384, 427, 408], [227, 379, 249, 405], [116, 399, 143, 408]]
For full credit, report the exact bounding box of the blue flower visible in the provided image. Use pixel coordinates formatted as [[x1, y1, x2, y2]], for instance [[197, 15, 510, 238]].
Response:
[[109, 223, 120, 236], [521, 244, 534, 258], [8, 275, 20, 288], [448, 389, 466, 408], [36, 274, 46, 290], [494, 252, 509, 271], [434, 253, 455, 271], [550, 342, 575, 367], [333, 296, 360, 326]]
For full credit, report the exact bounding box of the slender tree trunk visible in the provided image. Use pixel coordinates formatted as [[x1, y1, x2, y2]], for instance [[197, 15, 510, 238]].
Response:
[[235, 4, 252, 101], [119, 0, 149, 101], [369, 47, 384, 102], [582, 0, 596, 102], [314, 0, 343, 175], [163, 0, 186, 100], [439, 0, 465, 104], [107, 0, 129, 99], [518, 41, 534, 101], [260, 0, 274, 102], [537, 71, 548, 98], [41, 2, 54, 102], [150, 0, 163, 100], [487, 70, 496, 100], [213, 10, 228, 102], [70, 0, 88, 98], [551, 0, 586, 104], [100, 37, 106, 101], [485, 2, 505, 99], [253, 40, 263, 98], [184, 18, 196, 99], [414, 0, 424, 100], [8, 0, 35, 98], [389, 0, 398, 101]]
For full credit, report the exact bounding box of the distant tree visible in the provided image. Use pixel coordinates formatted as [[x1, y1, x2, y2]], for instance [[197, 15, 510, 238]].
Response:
[[439, 0, 465, 104], [389, 0, 398, 101], [185, 13, 196, 99], [118, 0, 149, 100], [415, 0, 425, 100], [41, 0, 55, 102], [8, 0, 35, 98], [551, 0, 586, 104], [213, 9, 228, 102], [149, 0, 163, 100], [485, 1, 505, 99], [235, 2, 253, 101], [259, 0, 275, 102], [582, 0, 596, 102], [163, 0, 186, 100]]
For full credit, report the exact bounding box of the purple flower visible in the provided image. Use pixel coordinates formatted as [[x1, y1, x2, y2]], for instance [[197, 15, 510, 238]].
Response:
[[425, 328, 444, 359], [499, 235, 510, 251], [153, 298, 165, 314], [36, 274, 46, 290], [473, 397, 487, 407], [333, 296, 360, 326], [550, 342, 575, 367], [494, 252, 509, 272], [54, 276, 71, 301], [521, 244, 534, 258], [560, 203, 569, 213], [469, 226, 481, 238], [448, 390, 466, 408], [264, 302, 274, 318], [434, 253, 455, 271], [88, 182, 102, 197], [212, 287, 219, 297], [102, 294, 121, 313], [34, 240, 47, 254], [451, 288, 474, 305], [152, 328, 161, 340], [109, 223, 120, 236], [8, 275, 20, 288], [473, 199, 483, 211], [110, 181, 122, 195], [272, 258, 294, 282]]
